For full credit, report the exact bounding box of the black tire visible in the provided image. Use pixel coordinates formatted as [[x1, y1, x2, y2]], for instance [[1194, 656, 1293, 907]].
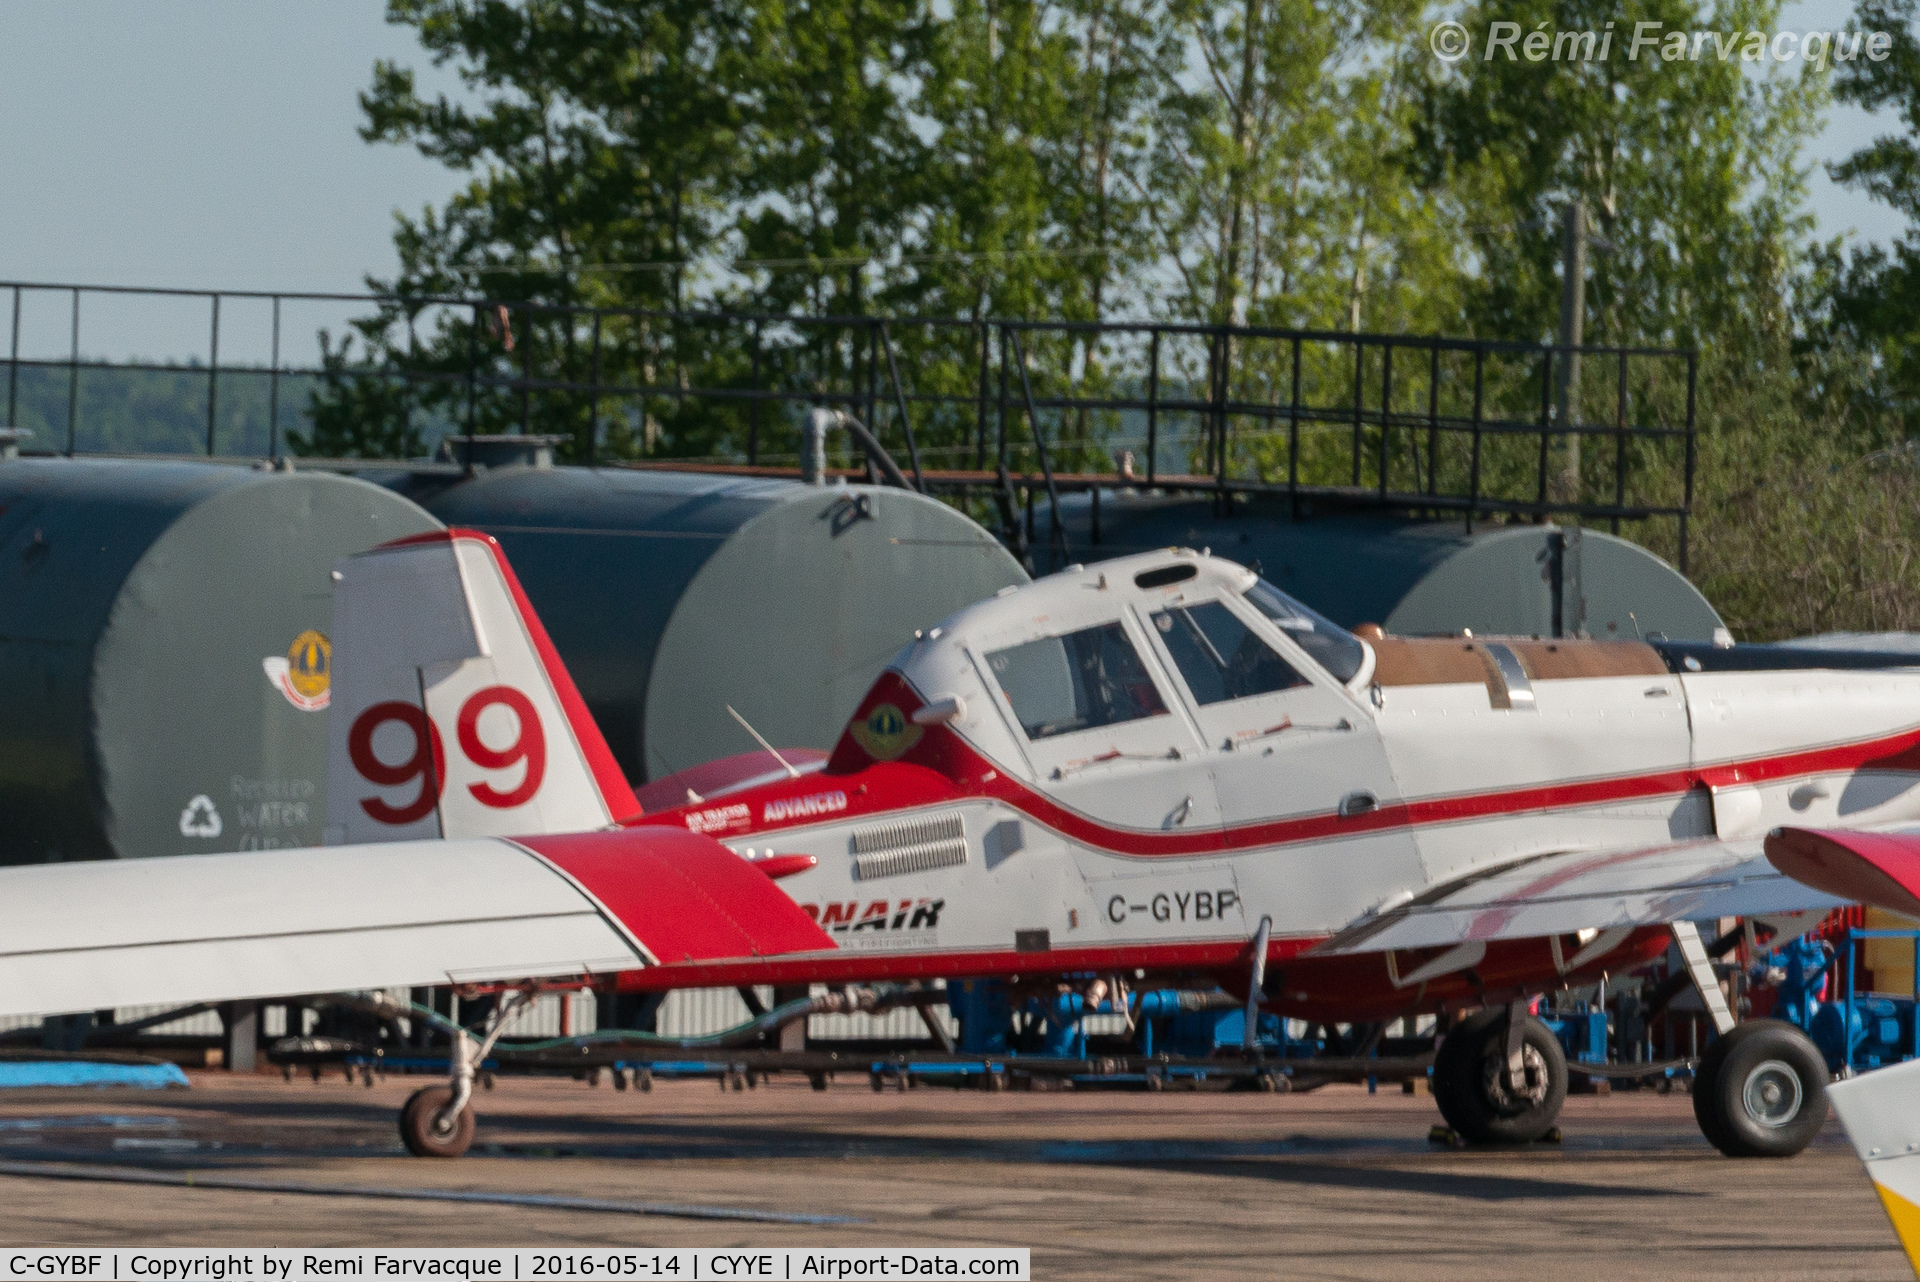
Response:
[[1691, 1019, 1828, 1158], [1691, 1033, 1736, 1155], [1433, 1008, 1568, 1144], [399, 1085, 475, 1158]]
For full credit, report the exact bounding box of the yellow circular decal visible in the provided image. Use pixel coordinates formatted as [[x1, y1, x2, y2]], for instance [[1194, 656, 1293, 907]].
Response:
[[849, 702, 923, 761], [286, 630, 332, 699]]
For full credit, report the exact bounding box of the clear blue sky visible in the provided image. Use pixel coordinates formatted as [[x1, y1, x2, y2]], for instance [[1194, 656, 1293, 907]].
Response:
[[0, 1, 463, 364], [0, 0, 1906, 365]]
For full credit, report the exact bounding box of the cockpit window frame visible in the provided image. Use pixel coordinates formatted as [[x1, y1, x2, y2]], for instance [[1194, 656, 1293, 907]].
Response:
[[1137, 588, 1372, 712], [972, 613, 1184, 747], [1240, 579, 1375, 691], [1145, 597, 1312, 708]]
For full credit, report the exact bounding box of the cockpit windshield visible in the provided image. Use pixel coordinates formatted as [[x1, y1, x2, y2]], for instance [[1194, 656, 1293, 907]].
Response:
[[1244, 579, 1368, 684]]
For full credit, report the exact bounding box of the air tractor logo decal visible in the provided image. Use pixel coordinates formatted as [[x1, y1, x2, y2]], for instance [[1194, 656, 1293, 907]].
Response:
[[848, 702, 922, 761], [803, 897, 944, 933], [685, 803, 751, 835]]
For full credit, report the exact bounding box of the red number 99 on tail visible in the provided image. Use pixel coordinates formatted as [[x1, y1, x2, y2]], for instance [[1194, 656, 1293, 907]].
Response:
[[457, 685, 548, 808], [349, 687, 549, 824], [347, 702, 446, 825]]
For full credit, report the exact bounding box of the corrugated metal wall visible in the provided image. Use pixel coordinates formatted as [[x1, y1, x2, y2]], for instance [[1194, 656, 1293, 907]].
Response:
[[0, 986, 962, 1045], [651, 986, 959, 1042], [0, 1005, 225, 1037]]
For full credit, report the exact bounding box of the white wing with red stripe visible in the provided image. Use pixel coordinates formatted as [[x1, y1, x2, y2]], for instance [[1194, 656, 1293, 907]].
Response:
[[0, 829, 833, 1020], [325, 531, 641, 845], [0, 840, 639, 1018], [1309, 834, 1860, 957], [1828, 1057, 1920, 1267]]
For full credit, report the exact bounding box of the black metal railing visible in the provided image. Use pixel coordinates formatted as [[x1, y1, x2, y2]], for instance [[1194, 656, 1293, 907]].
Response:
[[0, 280, 1700, 569]]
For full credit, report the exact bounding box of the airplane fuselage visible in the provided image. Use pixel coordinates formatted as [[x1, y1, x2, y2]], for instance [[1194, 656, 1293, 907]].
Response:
[[626, 552, 1920, 1017]]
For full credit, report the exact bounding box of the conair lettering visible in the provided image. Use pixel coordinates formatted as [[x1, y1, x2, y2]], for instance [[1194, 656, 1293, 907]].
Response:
[[804, 897, 945, 933]]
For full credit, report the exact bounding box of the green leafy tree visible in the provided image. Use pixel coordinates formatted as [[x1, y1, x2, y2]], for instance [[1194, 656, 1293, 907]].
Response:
[[731, 0, 936, 318], [313, 0, 758, 458], [1417, 0, 1821, 351], [1794, 0, 1920, 442]]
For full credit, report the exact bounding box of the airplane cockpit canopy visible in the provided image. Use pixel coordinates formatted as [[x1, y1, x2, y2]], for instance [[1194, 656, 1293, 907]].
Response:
[[889, 549, 1376, 787], [1241, 577, 1367, 684]]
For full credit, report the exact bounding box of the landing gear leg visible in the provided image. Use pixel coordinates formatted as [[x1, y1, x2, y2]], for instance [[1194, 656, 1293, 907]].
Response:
[[399, 988, 532, 1159], [1669, 923, 1828, 1157], [1432, 1003, 1568, 1144]]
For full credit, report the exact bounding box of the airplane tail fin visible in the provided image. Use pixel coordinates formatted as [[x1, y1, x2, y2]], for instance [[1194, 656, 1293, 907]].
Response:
[[1829, 1058, 1920, 1275], [325, 529, 641, 845]]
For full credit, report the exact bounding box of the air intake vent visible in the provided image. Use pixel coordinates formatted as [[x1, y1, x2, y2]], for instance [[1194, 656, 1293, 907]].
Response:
[[852, 811, 963, 853], [851, 810, 967, 881]]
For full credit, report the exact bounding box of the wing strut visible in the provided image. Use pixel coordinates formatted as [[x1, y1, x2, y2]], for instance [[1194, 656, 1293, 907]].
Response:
[[1671, 920, 1737, 1035]]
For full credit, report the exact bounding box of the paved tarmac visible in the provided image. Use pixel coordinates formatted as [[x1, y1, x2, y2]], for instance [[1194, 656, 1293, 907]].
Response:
[[0, 1071, 1905, 1280]]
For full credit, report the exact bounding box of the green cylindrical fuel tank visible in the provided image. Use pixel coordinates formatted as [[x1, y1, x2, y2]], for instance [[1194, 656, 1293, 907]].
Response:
[[1043, 490, 1725, 641], [414, 467, 1028, 783], [0, 459, 441, 864]]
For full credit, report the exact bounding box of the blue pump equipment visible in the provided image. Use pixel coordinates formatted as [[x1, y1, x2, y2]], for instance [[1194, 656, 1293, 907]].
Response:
[[1792, 929, 1920, 1073], [946, 980, 1295, 1059], [1537, 1005, 1610, 1067], [1749, 928, 1920, 1073]]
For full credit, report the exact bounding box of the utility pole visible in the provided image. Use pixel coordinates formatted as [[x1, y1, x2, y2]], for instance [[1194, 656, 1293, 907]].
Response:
[[1554, 200, 1587, 506]]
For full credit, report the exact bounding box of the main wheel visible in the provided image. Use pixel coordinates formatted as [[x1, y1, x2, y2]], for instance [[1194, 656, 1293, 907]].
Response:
[[399, 1085, 475, 1158], [1433, 1008, 1568, 1144], [1691, 1019, 1828, 1157]]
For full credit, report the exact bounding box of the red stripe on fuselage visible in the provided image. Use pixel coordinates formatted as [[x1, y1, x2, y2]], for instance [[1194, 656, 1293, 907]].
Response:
[[636, 679, 1920, 860]]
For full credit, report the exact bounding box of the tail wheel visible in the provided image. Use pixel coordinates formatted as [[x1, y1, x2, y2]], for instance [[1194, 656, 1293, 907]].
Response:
[[1692, 1019, 1829, 1157], [399, 1085, 475, 1158], [1432, 1007, 1568, 1144]]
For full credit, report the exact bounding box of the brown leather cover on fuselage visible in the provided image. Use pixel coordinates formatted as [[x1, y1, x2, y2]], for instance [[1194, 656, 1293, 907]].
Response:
[[1369, 636, 1667, 687], [1502, 639, 1669, 680]]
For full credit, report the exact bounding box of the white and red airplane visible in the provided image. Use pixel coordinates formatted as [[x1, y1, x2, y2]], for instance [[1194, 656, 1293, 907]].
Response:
[[7, 527, 1920, 1161]]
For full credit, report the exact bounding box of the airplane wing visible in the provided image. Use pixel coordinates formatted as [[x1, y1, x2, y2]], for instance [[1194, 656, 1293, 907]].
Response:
[[0, 828, 834, 1020], [1308, 825, 1920, 957], [1828, 1057, 1920, 1275]]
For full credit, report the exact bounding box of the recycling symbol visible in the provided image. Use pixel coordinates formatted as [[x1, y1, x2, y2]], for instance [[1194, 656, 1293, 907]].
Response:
[[179, 795, 223, 839]]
